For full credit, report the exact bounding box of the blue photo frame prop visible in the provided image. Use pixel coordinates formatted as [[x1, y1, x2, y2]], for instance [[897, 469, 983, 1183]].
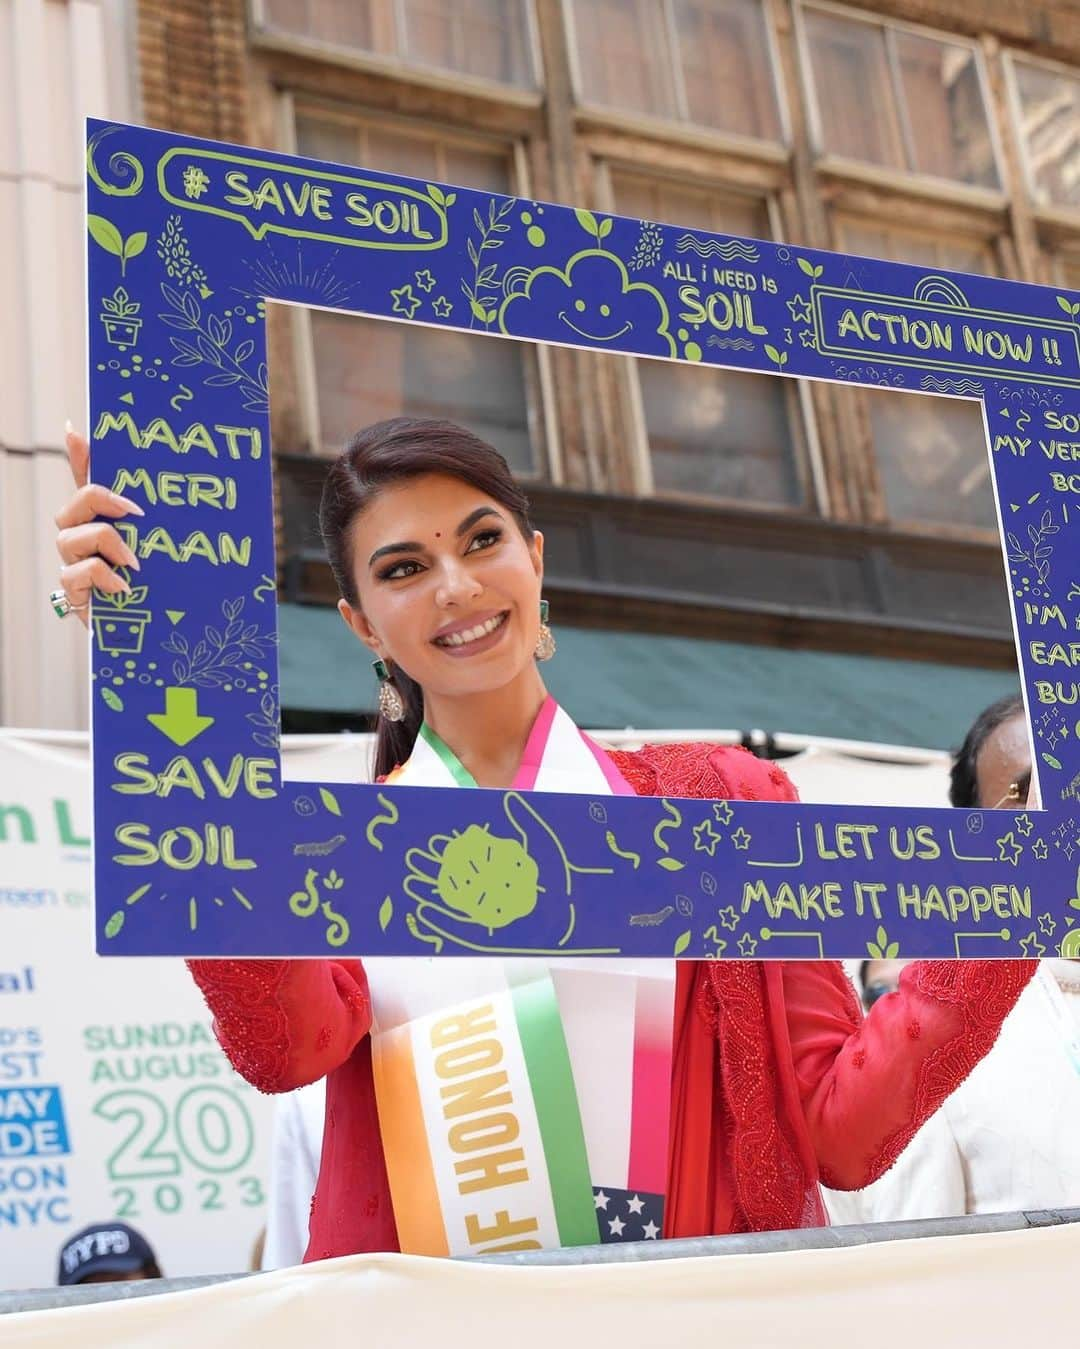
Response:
[[86, 119, 1080, 961]]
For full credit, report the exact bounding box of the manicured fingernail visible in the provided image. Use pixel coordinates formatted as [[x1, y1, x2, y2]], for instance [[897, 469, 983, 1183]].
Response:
[[64, 419, 74, 437], [124, 551, 141, 572], [118, 577, 132, 594], [111, 493, 145, 516]]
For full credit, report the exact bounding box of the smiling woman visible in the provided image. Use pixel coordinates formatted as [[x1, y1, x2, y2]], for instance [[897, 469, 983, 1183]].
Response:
[[320, 417, 547, 786], [149, 415, 1032, 1261]]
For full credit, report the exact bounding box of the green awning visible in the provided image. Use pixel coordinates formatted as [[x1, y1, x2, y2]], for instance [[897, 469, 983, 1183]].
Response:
[[278, 602, 1018, 751]]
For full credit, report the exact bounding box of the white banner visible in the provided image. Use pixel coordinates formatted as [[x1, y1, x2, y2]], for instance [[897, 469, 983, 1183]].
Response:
[[0, 733, 274, 1291], [1, 1224, 1076, 1348]]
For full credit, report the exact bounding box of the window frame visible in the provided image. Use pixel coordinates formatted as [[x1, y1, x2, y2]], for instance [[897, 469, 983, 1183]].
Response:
[[1002, 48, 1080, 227], [276, 90, 563, 483], [562, 0, 792, 159], [594, 158, 828, 516], [249, 0, 546, 107], [794, 0, 1008, 210], [827, 211, 1004, 542]]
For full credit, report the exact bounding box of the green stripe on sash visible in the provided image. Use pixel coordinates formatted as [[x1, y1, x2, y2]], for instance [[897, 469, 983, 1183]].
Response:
[[419, 723, 478, 788], [512, 979, 600, 1248]]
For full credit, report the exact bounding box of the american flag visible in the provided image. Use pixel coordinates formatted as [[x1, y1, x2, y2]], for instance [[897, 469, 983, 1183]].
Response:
[[592, 1187, 663, 1242]]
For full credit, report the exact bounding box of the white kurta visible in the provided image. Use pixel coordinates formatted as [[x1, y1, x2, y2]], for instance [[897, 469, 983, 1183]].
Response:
[[824, 961, 1080, 1223]]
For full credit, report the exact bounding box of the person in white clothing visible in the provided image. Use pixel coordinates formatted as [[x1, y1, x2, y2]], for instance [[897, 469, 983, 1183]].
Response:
[[260, 1080, 326, 1270], [826, 695, 1077, 1225], [824, 960, 1080, 1223]]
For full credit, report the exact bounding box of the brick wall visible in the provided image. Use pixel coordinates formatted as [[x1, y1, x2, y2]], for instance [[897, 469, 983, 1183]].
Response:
[[137, 0, 252, 143]]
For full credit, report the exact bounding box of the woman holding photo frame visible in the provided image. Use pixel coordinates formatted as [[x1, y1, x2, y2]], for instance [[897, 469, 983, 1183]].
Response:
[[55, 416, 1034, 1261]]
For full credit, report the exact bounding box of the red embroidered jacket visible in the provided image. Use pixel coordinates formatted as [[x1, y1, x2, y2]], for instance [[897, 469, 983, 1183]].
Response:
[[188, 743, 1033, 1259]]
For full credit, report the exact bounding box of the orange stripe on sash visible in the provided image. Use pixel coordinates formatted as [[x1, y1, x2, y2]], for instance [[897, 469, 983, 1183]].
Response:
[[372, 1025, 449, 1256]]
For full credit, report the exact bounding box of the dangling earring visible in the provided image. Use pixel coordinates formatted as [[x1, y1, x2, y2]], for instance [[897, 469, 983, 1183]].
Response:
[[534, 598, 556, 662], [373, 657, 406, 722]]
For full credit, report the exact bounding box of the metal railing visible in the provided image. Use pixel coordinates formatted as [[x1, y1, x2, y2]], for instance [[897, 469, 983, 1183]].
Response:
[[4, 1207, 1078, 1315]]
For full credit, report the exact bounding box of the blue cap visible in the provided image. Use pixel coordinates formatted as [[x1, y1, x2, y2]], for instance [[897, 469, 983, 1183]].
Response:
[[57, 1222, 159, 1285]]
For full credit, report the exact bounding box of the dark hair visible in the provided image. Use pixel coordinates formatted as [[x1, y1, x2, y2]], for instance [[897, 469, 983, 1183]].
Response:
[[319, 417, 534, 780], [948, 692, 1024, 808]]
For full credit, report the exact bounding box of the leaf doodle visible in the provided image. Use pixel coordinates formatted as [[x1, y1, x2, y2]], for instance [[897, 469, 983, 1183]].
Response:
[[673, 930, 692, 957], [379, 896, 393, 932], [319, 788, 342, 817], [158, 281, 269, 410], [460, 196, 515, 327], [1006, 509, 1059, 590], [866, 924, 900, 959]]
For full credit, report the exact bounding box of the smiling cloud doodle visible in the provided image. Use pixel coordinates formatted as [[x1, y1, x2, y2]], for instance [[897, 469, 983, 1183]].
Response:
[[498, 248, 676, 358]]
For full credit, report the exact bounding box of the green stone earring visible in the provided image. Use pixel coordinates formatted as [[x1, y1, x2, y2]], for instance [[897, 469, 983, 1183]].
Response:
[[373, 657, 405, 722], [535, 598, 555, 662]]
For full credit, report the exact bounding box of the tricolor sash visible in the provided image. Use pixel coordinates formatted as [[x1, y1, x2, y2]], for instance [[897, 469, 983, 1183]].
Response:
[[368, 698, 675, 1254]]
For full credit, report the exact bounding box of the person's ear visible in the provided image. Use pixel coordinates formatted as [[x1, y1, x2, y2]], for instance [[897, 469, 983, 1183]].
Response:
[[337, 598, 384, 657], [530, 529, 544, 583]]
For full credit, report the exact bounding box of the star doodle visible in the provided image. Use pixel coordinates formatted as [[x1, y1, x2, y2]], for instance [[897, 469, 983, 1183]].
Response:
[[737, 931, 758, 957], [594, 1190, 609, 1211], [1032, 838, 1049, 860], [786, 295, 813, 324], [608, 1214, 626, 1237], [642, 1219, 660, 1239], [718, 905, 740, 931], [799, 328, 818, 348], [693, 818, 722, 857], [731, 826, 752, 851], [432, 295, 453, 318], [390, 284, 421, 319], [626, 1195, 645, 1215], [712, 801, 734, 826], [414, 269, 437, 292], [1038, 913, 1057, 938], [1015, 814, 1034, 837], [1019, 931, 1046, 958], [996, 831, 1022, 866]]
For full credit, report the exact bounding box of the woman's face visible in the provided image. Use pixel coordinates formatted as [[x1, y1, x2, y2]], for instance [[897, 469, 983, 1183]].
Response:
[[339, 472, 544, 700]]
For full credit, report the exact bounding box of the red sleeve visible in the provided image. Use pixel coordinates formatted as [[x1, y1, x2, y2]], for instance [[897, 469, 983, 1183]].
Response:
[[607, 742, 799, 803], [187, 957, 372, 1093], [780, 958, 1035, 1189]]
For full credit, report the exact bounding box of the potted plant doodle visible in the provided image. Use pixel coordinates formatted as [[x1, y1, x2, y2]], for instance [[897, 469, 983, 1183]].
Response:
[[100, 287, 142, 351], [92, 569, 151, 656]]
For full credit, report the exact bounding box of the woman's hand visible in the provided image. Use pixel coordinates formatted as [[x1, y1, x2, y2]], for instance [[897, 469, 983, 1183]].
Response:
[[54, 426, 144, 628]]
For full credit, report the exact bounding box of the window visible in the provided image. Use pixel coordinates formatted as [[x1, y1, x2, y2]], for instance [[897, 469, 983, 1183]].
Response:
[[611, 173, 812, 507], [568, 0, 784, 142], [835, 218, 998, 532], [256, 0, 537, 88], [837, 219, 997, 278], [1008, 55, 1080, 212], [288, 111, 544, 475], [800, 4, 1000, 190]]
